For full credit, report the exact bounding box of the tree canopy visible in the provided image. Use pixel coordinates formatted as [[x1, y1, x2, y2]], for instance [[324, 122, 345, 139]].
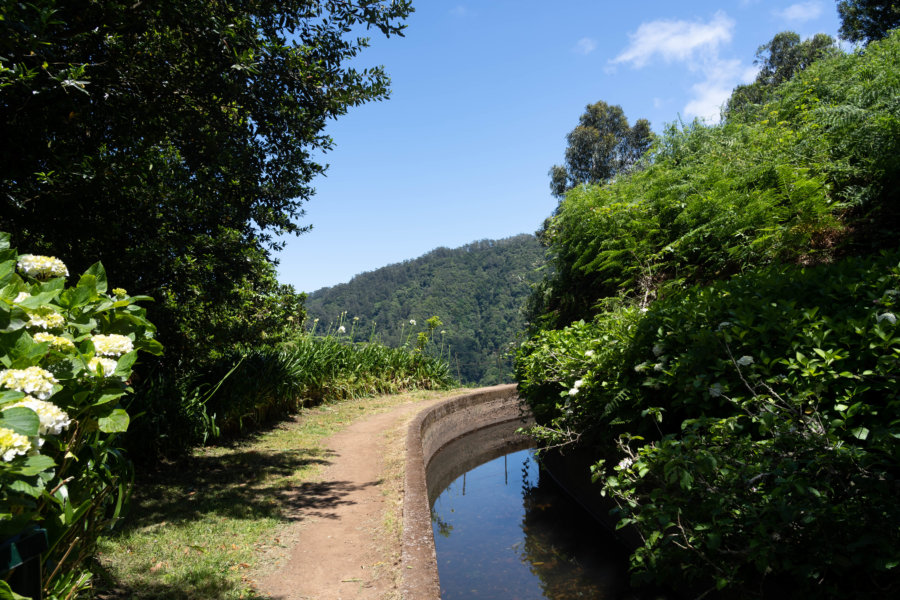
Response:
[[0, 0, 412, 364], [306, 235, 545, 385], [726, 31, 838, 116], [549, 101, 653, 198], [838, 0, 900, 43]]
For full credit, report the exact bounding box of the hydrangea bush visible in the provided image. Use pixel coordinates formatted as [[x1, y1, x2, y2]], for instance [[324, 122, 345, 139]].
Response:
[[0, 232, 161, 599]]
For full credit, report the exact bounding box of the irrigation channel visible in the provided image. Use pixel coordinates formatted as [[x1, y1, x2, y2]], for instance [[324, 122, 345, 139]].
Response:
[[412, 386, 675, 600]]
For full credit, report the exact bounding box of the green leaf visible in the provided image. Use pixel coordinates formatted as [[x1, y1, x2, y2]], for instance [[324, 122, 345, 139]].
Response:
[[98, 408, 130, 433], [114, 350, 138, 378], [92, 388, 127, 406], [83, 262, 108, 294], [8, 478, 43, 498], [850, 426, 870, 441], [0, 579, 31, 600], [0, 406, 40, 437], [0, 232, 9, 250], [17, 454, 56, 476], [18, 290, 60, 309]]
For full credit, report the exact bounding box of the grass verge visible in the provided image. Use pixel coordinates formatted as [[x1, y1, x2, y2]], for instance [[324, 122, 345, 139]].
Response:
[[93, 388, 465, 599]]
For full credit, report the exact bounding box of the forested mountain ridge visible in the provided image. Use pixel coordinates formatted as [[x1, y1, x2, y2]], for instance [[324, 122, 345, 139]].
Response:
[[305, 234, 545, 384]]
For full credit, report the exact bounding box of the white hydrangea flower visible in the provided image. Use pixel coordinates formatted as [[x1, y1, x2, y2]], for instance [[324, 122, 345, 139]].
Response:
[[0, 367, 58, 400], [585, 350, 595, 357], [88, 357, 118, 378], [14, 292, 30, 303], [877, 312, 897, 325], [736, 355, 754, 366], [17, 254, 69, 279], [33, 332, 76, 353], [25, 307, 65, 330], [6, 397, 71, 436], [337, 325, 346, 334], [409, 319, 416, 326], [0, 427, 31, 462], [652, 344, 664, 357], [634, 363, 648, 373], [91, 334, 133, 356]]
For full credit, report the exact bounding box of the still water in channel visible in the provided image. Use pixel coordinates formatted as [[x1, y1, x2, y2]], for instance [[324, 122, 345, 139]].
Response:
[[430, 448, 647, 600]]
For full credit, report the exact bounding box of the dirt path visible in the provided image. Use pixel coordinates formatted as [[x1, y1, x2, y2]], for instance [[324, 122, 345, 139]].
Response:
[[255, 397, 444, 600]]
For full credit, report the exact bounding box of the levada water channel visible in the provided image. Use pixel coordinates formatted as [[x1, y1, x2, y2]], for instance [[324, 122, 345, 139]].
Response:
[[426, 418, 674, 600]]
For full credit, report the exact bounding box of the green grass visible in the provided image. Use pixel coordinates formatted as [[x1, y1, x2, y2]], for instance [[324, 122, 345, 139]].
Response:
[[94, 389, 464, 600]]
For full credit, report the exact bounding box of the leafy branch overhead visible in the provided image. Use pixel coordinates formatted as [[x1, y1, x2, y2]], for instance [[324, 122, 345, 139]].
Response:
[[0, 0, 413, 368]]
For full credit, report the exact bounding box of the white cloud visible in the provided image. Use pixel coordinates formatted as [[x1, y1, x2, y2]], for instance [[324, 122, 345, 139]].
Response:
[[612, 11, 734, 68], [611, 11, 760, 122], [574, 37, 597, 55], [683, 58, 744, 120], [773, 1, 823, 22]]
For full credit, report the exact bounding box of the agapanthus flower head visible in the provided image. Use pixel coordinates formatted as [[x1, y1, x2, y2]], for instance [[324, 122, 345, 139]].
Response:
[[91, 334, 133, 356], [17, 254, 68, 279], [7, 397, 71, 436], [25, 307, 65, 330], [87, 357, 118, 378], [0, 367, 58, 400], [33, 332, 76, 353], [0, 427, 31, 462]]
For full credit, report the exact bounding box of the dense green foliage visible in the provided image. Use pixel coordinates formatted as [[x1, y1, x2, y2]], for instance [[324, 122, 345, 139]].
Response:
[[726, 31, 839, 116], [306, 235, 545, 385], [549, 101, 653, 198], [0, 234, 161, 599], [517, 31, 900, 598], [128, 333, 453, 457], [838, 0, 900, 43], [0, 0, 411, 369]]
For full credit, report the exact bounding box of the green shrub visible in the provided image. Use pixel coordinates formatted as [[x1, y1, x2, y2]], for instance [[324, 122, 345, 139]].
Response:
[[516, 252, 900, 597], [0, 232, 161, 599]]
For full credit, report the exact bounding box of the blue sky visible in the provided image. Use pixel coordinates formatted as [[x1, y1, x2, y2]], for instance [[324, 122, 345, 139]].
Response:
[[276, 0, 842, 293]]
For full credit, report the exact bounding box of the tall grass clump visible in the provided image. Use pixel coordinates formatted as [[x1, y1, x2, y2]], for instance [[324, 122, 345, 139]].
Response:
[[127, 320, 453, 458]]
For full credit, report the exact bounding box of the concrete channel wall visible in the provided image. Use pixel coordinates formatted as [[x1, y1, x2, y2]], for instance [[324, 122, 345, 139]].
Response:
[[401, 384, 530, 599]]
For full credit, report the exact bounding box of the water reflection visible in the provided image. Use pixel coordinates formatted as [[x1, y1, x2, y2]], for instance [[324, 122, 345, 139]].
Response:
[[431, 447, 636, 599], [427, 417, 674, 600]]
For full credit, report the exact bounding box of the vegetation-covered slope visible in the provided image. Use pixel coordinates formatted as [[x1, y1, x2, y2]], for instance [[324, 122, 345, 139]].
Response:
[[516, 30, 900, 599], [306, 234, 545, 385]]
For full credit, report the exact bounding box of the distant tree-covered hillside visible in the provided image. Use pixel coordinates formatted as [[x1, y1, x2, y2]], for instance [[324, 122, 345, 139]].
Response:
[[306, 234, 545, 384]]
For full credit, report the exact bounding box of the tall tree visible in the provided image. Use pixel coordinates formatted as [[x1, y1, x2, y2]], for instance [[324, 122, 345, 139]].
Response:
[[726, 31, 839, 116], [0, 0, 412, 363], [838, 0, 900, 43], [549, 101, 653, 198]]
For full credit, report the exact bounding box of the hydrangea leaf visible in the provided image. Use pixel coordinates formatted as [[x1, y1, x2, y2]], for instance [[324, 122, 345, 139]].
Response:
[[83, 262, 108, 294], [98, 408, 129, 433], [0, 406, 40, 437]]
